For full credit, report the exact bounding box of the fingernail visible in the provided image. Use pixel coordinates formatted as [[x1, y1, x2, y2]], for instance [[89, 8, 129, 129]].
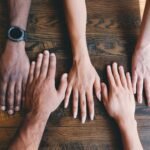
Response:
[[8, 110, 14, 115], [44, 50, 49, 54], [90, 113, 94, 121], [63, 73, 68, 79], [81, 116, 86, 124], [1, 106, 6, 111], [15, 106, 20, 111], [51, 53, 55, 56], [97, 92, 101, 101], [64, 101, 68, 108], [73, 112, 77, 119]]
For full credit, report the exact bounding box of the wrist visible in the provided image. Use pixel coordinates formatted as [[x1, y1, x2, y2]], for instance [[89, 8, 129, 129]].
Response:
[[28, 109, 51, 123], [5, 40, 26, 53], [118, 118, 137, 132]]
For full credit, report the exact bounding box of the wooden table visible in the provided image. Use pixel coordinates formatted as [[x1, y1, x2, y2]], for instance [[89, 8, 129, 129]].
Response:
[[0, 0, 150, 149]]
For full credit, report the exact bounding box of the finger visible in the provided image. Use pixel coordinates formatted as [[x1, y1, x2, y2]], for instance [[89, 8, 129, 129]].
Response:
[[22, 78, 27, 106], [6, 80, 15, 115], [144, 79, 150, 106], [15, 79, 22, 111], [28, 61, 35, 84], [112, 62, 121, 86], [132, 71, 137, 94], [126, 72, 133, 92], [58, 73, 68, 100], [35, 53, 43, 79], [64, 85, 72, 108], [40, 50, 50, 78], [0, 81, 7, 111], [107, 65, 116, 87], [80, 92, 87, 124], [101, 82, 108, 104], [119, 66, 127, 88], [73, 89, 79, 119], [86, 89, 94, 120], [47, 53, 56, 80], [94, 75, 101, 101], [137, 77, 143, 103]]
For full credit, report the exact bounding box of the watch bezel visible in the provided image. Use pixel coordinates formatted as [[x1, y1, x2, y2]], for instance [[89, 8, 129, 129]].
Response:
[[8, 26, 26, 42]]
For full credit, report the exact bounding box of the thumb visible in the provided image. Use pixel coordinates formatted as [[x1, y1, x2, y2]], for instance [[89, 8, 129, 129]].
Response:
[[58, 73, 68, 100], [101, 82, 108, 105]]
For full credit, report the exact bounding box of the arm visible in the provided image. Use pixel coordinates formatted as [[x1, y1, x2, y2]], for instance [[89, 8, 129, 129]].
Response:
[[9, 51, 68, 150], [9, 0, 31, 30], [0, 0, 31, 114], [64, 0, 101, 123], [132, 0, 150, 105], [101, 63, 143, 150]]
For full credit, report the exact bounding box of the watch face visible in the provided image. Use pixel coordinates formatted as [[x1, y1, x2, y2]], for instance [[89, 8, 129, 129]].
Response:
[[10, 27, 23, 39]]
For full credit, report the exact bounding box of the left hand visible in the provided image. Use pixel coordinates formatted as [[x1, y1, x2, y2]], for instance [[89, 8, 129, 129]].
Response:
[[64, 56, 101, 123], [101, 63, 135, 124]]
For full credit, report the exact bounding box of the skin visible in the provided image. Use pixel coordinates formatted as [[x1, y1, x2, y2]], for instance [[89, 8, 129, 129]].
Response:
[[132, 0, 150, 105], [64, 0, 101, 123], [101, 63, 143, 150], [9, 51, 68, 150], [0, 0, 31, 114]]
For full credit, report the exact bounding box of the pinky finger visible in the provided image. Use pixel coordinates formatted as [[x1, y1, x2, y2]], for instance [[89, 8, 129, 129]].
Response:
[[132, 71, 137, 94], [64, 85, 72, 108]]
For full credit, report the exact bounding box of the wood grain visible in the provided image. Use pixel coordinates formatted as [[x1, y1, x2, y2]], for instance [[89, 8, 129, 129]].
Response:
[[0, 0, 149, 150]]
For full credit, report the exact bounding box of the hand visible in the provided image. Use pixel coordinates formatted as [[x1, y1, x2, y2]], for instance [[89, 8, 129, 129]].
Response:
[[132, 44, 150, 105], [64, 56, 101, 123], [25, 51, 68, 116], [0, 41, 30, 114], [101, 63, 135, 124]]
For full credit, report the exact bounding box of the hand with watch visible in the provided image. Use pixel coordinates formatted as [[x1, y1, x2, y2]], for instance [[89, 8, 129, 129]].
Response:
[[0, 26, 30, 114]]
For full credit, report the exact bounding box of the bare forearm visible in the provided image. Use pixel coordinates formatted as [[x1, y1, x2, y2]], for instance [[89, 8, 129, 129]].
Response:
[[118, 119, 143, 150], [9, 111, 49, 150], [137, 0, 150, 48], [64, 0, 89, 59], [8, 0, 31, 30]]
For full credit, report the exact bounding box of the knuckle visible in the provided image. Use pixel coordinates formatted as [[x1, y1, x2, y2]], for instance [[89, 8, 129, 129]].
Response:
[[81, 100, 86, 107], [7, 91, 14, 100], [88, 99, 94, 106]]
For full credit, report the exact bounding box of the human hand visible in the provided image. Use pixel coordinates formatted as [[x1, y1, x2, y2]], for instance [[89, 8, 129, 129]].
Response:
[[25, 51, 68, 116], [132, 44, 150, 105], [0, 41, 30, 114], [101, 63, 135, 124], [64, 56, 101, 123]]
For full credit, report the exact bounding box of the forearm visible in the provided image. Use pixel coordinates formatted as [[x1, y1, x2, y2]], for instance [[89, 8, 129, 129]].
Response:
[[64, 0, 89, 60], [8, 0, 31, 30], [9, 111, 49, 150], [118, 119, 143, 150], [137, 0, 150, 49]]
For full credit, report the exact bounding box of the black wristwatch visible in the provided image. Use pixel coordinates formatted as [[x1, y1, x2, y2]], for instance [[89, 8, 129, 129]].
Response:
[[7, 26, 27, 42]]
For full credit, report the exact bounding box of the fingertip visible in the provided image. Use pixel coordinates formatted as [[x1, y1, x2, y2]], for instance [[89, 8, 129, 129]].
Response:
[[73, 111, 77, 119], [90, 113, 94, 121], [81, 115, 86, 124], [62, 73, 68, 80], [15, 106, 20, 112], [44, 50, 49, 54], [50, 53, 55, 57], [1, 106, 6, 111], [8, 110, 14, 115]]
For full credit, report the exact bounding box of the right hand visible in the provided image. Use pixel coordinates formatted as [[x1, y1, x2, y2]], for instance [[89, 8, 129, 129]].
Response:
[[25, 51, 68, 116], [101, 63, 136, 124], [0, 41, 30, 114]]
